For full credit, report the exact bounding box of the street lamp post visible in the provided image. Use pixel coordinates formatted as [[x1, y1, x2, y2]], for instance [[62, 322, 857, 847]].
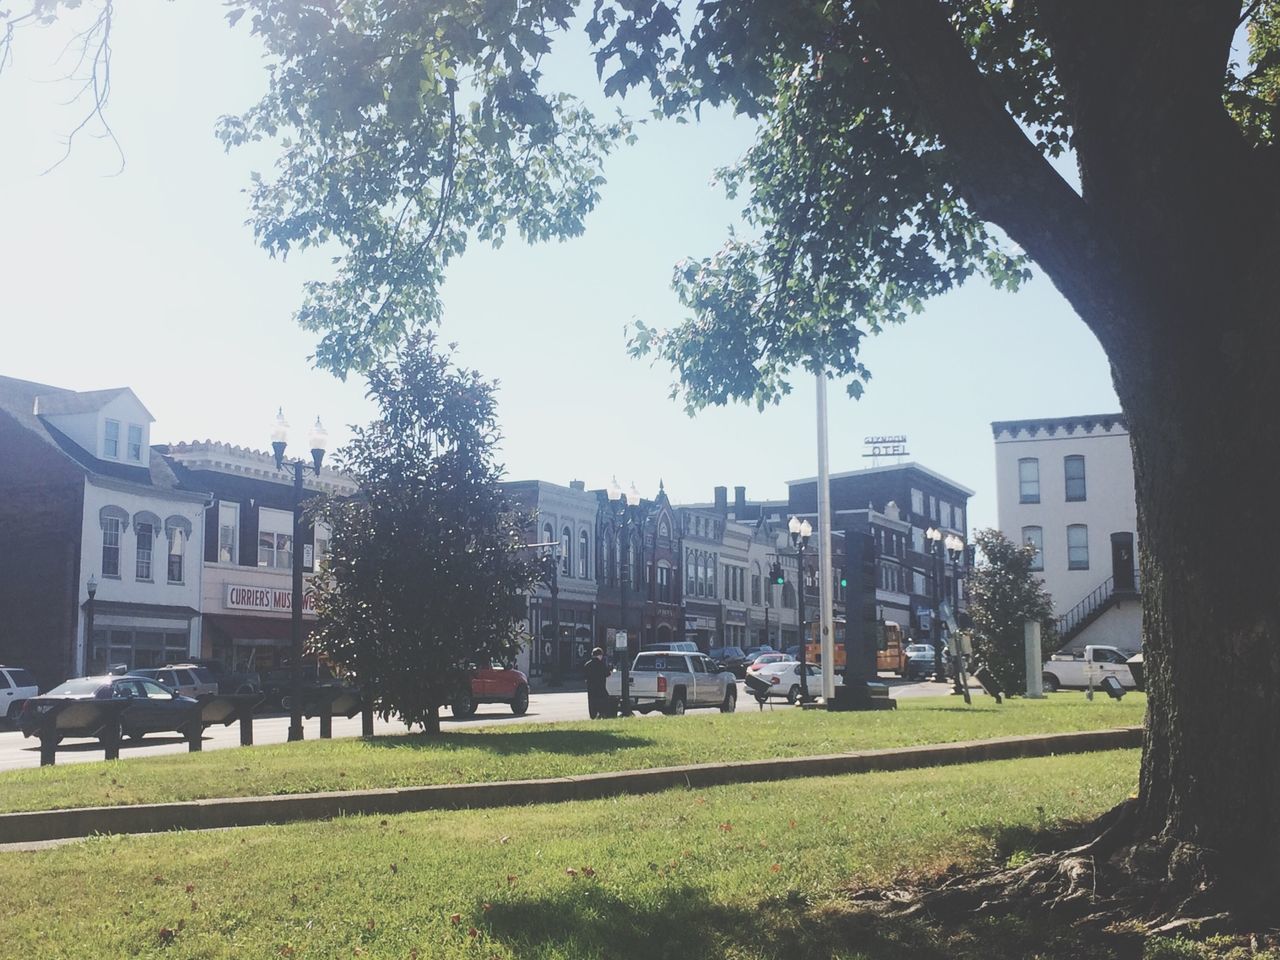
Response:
[[788, 515, 813, 702], [926, 526, 947, 682], [85, 574, 98, 674], [271, 408, 328, 743], [944, 533, 966, 696], [608, 478, 636, 717]]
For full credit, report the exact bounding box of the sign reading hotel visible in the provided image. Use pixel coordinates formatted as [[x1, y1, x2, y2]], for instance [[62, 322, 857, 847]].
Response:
[[225, 584, 318, 615], [863, 434, 910, 459]]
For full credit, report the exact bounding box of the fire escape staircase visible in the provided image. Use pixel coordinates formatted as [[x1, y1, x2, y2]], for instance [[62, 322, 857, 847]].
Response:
[[1055, 570, 1140, 646]]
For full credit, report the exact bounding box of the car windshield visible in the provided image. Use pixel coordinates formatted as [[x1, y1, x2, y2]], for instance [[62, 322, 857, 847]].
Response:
[[8, 669, 37, 687], [45, 678, 107, 696]]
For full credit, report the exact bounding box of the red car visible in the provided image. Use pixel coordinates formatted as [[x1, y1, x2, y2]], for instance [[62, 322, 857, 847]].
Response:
[[450, 662, 530, 718]]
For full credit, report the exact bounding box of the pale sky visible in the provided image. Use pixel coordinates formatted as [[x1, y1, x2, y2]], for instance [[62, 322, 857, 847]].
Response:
[[0, 2, 1120, 533]]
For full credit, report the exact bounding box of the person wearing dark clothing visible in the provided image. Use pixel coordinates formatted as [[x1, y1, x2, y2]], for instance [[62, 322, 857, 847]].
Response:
[[583, 647, 610, 719]]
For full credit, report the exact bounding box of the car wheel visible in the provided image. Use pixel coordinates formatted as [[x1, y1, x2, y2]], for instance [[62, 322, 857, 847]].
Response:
[[279, 694, 292, 712], [510, 686, 529, 716], [1042, 673, 1061, 693], [787, 685, 802, 705], [667, 693, 687, 716], [451, 693, 475, 718], [719, 689, 736, 713]]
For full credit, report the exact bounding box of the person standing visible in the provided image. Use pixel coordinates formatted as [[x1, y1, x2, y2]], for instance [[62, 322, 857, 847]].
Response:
[[583, 647, 610, 719]]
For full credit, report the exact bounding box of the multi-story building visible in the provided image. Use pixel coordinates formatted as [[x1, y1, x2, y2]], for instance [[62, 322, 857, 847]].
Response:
[[0, 376, 207, 685], [594, 481, 682, 661], [504, 479, 601, 677], [992, 414, 1140, 653], [787, 463, 973, 647], [160, 440, 358, 674]]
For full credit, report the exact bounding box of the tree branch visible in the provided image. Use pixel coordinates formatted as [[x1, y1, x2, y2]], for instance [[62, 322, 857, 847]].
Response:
[[855, 0, 1130, 350]]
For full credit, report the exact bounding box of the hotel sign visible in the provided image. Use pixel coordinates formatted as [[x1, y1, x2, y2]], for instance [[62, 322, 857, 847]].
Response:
[[863, 434, 910, 459], [225, 584, 317, 614]]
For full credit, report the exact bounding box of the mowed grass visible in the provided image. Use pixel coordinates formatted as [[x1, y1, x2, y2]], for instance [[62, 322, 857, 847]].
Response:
[[0, 750, 1141, 960], [0, 695, 1144, 814]]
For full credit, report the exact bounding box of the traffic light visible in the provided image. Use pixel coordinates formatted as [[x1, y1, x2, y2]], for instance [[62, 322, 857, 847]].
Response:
[[838, 568, 848, 590], [770, 561, 785, 586]]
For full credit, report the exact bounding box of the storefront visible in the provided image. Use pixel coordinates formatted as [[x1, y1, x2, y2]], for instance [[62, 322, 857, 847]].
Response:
[[201, 568, 318, 672], [87, 601, 199, 674]]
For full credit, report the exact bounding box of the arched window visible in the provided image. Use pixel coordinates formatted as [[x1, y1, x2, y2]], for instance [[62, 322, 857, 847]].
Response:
[[751, 561, 762, 606], [561, 526, 572, 577], [658, 518, 669, 539], [782, 582, 796, 609], [578, 530, 589, 578], [542, 522, 554, 548]]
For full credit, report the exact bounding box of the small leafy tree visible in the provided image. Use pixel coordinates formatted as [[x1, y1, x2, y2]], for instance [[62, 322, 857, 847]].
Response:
[[312, 333, 536, 734], [968, 529, 1057, 697]]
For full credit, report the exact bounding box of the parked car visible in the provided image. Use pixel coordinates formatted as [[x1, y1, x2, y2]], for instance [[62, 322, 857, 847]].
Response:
[[260, 664, 347, 710], [605, 651, 737, 715], [708, 646, 749, 678], [646, 641, 699, 654], [18, 675, 200, 741], [1042, 645, 1136, 692], [131, 665, 218, 699], [743, 645, 775, 660], [745, 661, 841, 704], [181, 658, 261, 695], [0, 664, 40, 724], [451, 662, 531, 718], [904, 643, 946, 680], [746, 652, 793, 673]]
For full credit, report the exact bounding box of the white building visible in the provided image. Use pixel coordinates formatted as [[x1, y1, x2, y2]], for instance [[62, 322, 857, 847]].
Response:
[[992, 414, 1140, 653]]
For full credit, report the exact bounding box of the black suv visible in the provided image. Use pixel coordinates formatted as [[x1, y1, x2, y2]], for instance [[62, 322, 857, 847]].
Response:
[[708, 646, 749, 678]]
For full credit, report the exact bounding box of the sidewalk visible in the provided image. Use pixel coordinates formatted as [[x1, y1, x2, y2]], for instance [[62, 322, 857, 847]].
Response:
[[0, 726, 1141, 846]]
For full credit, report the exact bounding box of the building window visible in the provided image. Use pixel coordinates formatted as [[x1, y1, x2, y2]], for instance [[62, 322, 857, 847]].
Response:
[[659, 519, 669, 539], [313, 521, 331, 568], [561, 526, 572, 578], [102, 517, 121, 577], [657, 564, 671, 602], [1067, 524, 1089, 570], [258, 507, 294, 570], [135, 522, 154, 580], [1018, 458, 1041, 503], [911, 527, 925, 553], [167, 526, 187, 583], [1064, 455, 1087, 502], [940, 501, 952, 528], [954, 507, 964, 531], [218, 502, 239, 564], [930, 495, 938, 520], [751, 563, 762, 606], [1022, 526, 1044, 571], [104, 419, 120, 459], [127, 424, 143, 462], [578, 531, 589, 579], [781, 582, 796, 608], [685, 549, 696, 594], [910, 488, 924, 515]]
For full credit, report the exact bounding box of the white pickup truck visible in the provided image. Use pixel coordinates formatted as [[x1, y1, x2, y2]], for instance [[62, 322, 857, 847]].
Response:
[[1042, 645, 1137, 692], [605, 651, 738, 715]]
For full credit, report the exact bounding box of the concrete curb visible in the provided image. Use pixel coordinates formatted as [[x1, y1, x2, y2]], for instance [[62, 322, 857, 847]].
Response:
[[0, 727, 1141, 845]]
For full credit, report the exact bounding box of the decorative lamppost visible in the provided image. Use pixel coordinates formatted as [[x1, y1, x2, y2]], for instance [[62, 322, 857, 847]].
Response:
[[926, 526, 947, 682], [788, 515, 813, 702], [271, 408, 328, 743], [607, 477, 638, 717], [85, 574, 98, 675], [944, 533, 966, 694], [543, 545, 563, 685]]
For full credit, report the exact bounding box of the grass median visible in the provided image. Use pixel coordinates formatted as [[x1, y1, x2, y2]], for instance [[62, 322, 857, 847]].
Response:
[[0, 750, 1148, 959], [0, 694, 1144, 814]]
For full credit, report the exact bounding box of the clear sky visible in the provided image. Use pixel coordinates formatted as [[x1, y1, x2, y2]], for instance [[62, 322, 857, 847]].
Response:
[[0, 2, 1119, 533]]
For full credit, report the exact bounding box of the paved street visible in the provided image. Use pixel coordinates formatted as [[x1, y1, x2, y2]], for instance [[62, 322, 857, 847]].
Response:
[[0, 675, 972, 772]]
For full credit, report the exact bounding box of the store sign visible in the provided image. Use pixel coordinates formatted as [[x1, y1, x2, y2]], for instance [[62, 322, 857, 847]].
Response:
[[225, 584, 317, 614]]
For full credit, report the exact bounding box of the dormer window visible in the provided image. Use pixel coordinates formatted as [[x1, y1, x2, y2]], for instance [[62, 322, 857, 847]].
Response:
[[127, 424, 144, 462], [104, 419, 120, 459]]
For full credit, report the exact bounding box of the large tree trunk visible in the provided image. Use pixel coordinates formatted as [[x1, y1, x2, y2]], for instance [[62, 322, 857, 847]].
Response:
[[1120, 292, 1280, 899]]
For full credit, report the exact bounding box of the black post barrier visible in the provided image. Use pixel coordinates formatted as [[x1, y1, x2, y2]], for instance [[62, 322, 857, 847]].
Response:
[[101, 717, 121, 761], [240, 712, 254, 746], [319, 708, 333, 739], [361, 700, 374, 738], [39, 734, 57, 767]]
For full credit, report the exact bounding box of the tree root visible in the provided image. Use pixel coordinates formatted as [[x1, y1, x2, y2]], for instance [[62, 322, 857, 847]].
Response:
[[843, 800, 1276, 940]]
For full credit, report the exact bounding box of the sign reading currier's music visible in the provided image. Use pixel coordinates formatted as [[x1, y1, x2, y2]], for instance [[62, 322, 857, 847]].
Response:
[[225, 583, 318, 614], [863, 434, 910, 458]]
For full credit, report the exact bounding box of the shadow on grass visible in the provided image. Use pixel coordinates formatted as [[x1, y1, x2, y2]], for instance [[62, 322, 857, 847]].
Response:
[[364, 727, 655, 756], [480, 883, 1143, 960]]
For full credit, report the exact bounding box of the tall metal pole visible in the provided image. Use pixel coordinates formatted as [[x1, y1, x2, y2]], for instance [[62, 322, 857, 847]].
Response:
[[288, 462, 305, 742], [550, 560, 562, 685], [815, 371, 836, 701]]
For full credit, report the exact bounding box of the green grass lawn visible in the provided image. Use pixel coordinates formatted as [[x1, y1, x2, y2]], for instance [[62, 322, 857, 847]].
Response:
[[0, 750, 1147, 960], [0, 695, 1144, 814]]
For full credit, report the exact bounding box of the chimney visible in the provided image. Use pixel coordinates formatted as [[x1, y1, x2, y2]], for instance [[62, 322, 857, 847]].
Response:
[[569, 480, 585, 491], [734, 486, 746, 517], [713, 485, 728, 514]]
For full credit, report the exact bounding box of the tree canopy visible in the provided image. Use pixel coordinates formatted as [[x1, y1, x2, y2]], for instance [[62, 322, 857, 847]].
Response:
[[311, 332, 536, 734]]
